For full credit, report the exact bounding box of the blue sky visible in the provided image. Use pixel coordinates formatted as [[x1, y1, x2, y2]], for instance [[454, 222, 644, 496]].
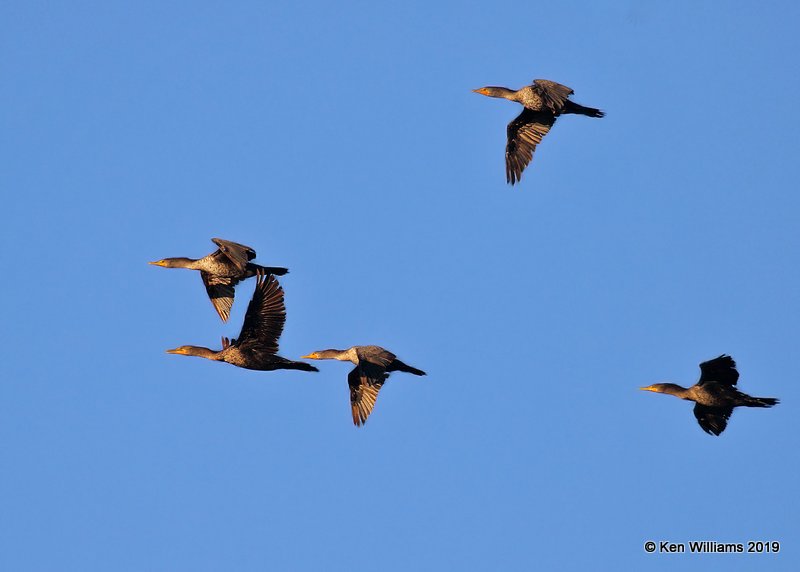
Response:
[[2, 1, 799, 570]]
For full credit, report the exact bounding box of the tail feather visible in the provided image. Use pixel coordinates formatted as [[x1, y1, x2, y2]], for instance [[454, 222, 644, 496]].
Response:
[[563, 100, 605, 118], [286, 361, 319, 372], [249, 263, 289, 276], [746, 396, 779, 408], [390, 359, 426, 376]]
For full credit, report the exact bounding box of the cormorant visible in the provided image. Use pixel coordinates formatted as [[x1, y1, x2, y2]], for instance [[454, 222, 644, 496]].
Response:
[[640, 355, 779, 436], [473, 79, 604, 184], [150, 238, 288, 321], [166, 272, 317, 373], [301, 346, 425, 426]]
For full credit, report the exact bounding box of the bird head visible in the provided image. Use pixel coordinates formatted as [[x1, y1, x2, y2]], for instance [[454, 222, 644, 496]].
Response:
[[166, 346, 193, 355], [639, 383, 686, 396], [472, 86, 512, 99], [472, 87, 492, 96], [149, 257, 193, 268], [301, 349, 346, 360]]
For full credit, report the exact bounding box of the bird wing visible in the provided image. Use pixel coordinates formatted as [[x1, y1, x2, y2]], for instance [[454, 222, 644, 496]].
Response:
[[201, 272, 240, 322], [532, 79, 574, 114], [356, 345, 396, 369], [234, 272, 285, 354], [211, 238, 256, 271], [693, 404, 733, 436], [505, 108, 556, 184], [698, 354, 739, 387], [348, 363, 389, 427]]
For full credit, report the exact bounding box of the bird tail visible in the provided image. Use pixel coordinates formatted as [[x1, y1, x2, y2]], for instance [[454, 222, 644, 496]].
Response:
[[562, 100, 605, 118], [287, 361, 319, 372], [390, 359, 426, 376], [249, 263, 289, 276], [745, 396, 779, 408]]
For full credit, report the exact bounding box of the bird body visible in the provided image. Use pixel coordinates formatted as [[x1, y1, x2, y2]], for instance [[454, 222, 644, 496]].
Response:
[[150, 238, 288, 321], [473, 79, 604, 184], [166, 272, 318, 373], [302, 345, 425, 426], [212, 347, 318, 372], [154, 255, 248, 278], [640, 355, 778, 436]]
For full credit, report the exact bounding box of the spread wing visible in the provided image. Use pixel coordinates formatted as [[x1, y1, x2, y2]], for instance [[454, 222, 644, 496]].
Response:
[[234, 272, 285, 354], [693, 404, 733, 436], [698, 355, 739, 387], [356, 345, 396, 369], [201, 272, 241, 322], [532, 79, 574, 113], [211, 237, 255, 272], [348, 362, 389, 427], [506, 109, 556, 185]]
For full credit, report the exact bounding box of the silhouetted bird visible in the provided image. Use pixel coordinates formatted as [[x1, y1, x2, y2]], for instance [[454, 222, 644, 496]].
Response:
[[166, 272, 317, 373], [640, 355, 778, 436], [301, 346, 425, 426], [473, 79, 604, 184], [150, 237, 288, 321]]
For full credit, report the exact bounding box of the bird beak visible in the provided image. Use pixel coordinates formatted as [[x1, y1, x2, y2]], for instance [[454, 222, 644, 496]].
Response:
[[639, 386, 655, 392], [301, 353, 317, 359], [166, 348, 185, 355], [149, 260, 165, 266]]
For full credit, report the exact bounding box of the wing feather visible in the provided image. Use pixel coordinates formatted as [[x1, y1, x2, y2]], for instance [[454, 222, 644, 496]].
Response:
[[505, 109, 556, 184], [211, 238, 255, 271], [698, 355, 739, 387], [348, 363, 389, 427], [693, 404, 733, 436], [356, 345, 396, 369], [234, 272, 286, 354], [201, 272, 240, 322], [532, 79, 574, 113]]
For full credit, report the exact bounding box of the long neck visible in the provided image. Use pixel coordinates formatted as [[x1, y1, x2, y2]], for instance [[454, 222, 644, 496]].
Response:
[[161, 257, 201, 269], [658, 383, 692, 399], [316, 349, 349, 360], [484, 86, 519, 101], [181, 346, 221, 360], [316, 348, 360, 363]]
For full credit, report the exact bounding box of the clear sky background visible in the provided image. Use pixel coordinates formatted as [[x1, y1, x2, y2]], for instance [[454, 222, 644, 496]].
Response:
[[2, 1, 798, 570]]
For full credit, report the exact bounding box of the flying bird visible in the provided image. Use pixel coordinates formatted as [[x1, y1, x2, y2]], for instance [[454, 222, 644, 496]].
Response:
[[150, 237, 288, 321], [640, 355, 779, 436], [473, 79, 604, 184], [166, 272, 318, 373], [301, 346, 425, 426]]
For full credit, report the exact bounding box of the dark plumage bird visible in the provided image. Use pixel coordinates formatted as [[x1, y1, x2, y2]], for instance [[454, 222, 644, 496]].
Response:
[[473, 79, 604, 184], [301, 345, 426, 426], [640, 355, 779, 436], [166, 272, 318, 373], [150, 238, 288, 322]]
